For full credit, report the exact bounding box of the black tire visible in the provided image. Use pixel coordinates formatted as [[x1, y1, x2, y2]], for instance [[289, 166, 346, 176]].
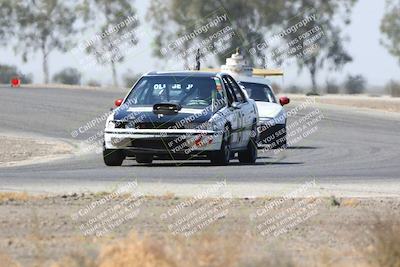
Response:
[[136, 154, 153, 164], [103, 149, 124, 166], [210, 127, 231, 166], [238, 137, 257, 164], [274, 131, 287, 149]]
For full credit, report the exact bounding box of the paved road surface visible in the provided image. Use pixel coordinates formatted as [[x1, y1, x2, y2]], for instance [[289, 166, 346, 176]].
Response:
[[0, 86, 399, 196]]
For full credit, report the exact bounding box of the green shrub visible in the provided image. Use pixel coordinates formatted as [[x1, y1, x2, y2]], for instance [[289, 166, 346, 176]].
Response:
[[271, 82, 282, 94], [344, 74, 366, 94], [325, 79, 340, 94], [87, 80, 101, 87], [287, 85, 302, 94], [385, 80, 400, 97], [122, 71, 141, 88], [0, 64, 32, 84], [52, 68, 82, 85]]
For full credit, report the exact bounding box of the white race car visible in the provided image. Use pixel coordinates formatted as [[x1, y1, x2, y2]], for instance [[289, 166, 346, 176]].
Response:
[[209, 50, 290, 149], [237, 75, 290, 148], [103, 71, 259, 166]]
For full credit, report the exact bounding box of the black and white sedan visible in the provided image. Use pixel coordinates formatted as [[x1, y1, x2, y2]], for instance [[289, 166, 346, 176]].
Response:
[[103, 71, 259, 166]]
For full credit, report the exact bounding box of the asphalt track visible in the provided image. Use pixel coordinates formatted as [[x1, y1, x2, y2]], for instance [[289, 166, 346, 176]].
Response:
[[0, 86, 399, 195]]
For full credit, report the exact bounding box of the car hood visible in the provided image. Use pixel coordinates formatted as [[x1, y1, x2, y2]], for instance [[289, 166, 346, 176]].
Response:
[[113, 106, 213, 123], [255, 101, 283, 118]]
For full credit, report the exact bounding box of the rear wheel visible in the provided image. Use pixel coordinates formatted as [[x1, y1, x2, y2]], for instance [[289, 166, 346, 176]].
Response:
[[136, 154, 153, 164], [103, 149, 124, 166], [210, 127, 231, 166]]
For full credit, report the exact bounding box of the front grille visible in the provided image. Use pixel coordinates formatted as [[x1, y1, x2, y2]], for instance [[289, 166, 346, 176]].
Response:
[[130, 137, 189, 151], [115, 121, 184, 129], [135, 122, 184, 129]]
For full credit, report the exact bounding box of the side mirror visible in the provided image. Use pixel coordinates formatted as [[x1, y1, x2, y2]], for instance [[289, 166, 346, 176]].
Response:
[[279, 96, 290, 106], [115, 98, 123, 107]]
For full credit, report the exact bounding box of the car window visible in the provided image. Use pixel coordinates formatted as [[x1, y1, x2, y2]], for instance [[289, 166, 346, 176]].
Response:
[[126, 76, 224, 109], [227, 76, 245, 102], [241, 82, 277, 103], [222, 76, 237, 104]]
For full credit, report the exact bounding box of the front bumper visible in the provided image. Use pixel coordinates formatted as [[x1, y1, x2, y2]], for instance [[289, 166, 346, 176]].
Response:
[[104, 128, 223, 155], [257, 123, 286, 146]]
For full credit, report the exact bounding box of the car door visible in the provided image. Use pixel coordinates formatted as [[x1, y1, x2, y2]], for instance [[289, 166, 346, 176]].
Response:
[[221, 75, 242, 149], [226, 75, 254, 147]]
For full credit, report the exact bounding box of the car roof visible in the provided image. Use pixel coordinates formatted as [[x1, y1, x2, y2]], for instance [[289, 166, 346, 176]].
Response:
[[234, 75, 272, 86], [145, 71, 222, 78]]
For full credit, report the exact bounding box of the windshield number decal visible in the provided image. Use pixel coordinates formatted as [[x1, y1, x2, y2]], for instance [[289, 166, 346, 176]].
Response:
[[154, 84, 166, 90]]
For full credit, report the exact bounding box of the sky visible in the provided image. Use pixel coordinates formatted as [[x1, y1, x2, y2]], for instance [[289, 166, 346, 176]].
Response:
[[1, 1, 398, 89]]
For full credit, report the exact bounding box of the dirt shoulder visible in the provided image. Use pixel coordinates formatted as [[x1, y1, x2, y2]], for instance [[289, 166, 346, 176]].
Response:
[[287, 94, 400, 113], [0, 193, 399, 267], [0, 135, 74, 167]]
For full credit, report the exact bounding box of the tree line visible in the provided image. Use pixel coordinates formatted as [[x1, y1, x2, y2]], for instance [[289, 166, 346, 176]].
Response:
[[0, 0, 399, 93]]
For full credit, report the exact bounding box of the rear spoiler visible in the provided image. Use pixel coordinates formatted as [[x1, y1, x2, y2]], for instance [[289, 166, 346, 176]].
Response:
[[252, 68, 284, 77], [200, 68, 284, 77]]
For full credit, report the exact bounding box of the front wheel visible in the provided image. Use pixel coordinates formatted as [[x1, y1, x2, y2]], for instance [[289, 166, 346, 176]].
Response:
[[136, 154, 153, 164], [209, 128, 231, 166], [103, 149, 125, 166]]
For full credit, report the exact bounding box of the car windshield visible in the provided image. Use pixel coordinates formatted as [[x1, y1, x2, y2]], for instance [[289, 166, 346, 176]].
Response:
[[241, 82, 277, 103], [125, 76, 224, 109]]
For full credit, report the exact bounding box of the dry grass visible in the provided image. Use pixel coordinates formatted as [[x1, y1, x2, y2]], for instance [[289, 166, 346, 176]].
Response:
[[365, 219, 400, 267], [0, 192, 30, 202], [341, 198, 360, 207], [2, 195, 399, 267], [161, 191, 177, 200], [51, 232, 244, 267], [0, 252, 20, 267]]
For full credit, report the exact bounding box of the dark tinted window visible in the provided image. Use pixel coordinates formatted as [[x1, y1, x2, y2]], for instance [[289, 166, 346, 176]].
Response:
[[227, 76, 245, 102], [126, 76, 224, 109], [241, 82, 277, 103], [222, 76, 237, 104]]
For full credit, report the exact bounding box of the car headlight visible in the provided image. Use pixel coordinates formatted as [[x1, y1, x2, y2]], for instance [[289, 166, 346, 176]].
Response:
[[259, 117, 276, 127], [105, 114, 116, 129], [203, 121, 219, 131], [259, 117, 273, 122], [106, 120, 116, 129], [183, 122, 202, 129], [275, 110, 286, 124]]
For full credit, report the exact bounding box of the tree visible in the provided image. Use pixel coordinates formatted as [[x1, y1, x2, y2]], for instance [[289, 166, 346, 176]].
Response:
[[344, 74, 366, 94], [147, 0, 286, 68], [13, 0, 77, 83], [0, 0, 15, 45], [78, 0, 139, 87], [52, 67, 82, 85], [276, 0, 356, 94], [148, 0, 356, 94], [122, 70, 140, 88], [381, 0, 400, 65]]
